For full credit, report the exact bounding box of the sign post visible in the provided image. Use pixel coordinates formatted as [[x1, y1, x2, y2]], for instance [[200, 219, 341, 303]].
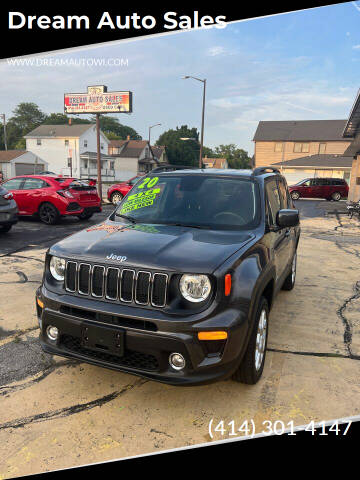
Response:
[[96, 113, 102, 200], [64, 85, 132, 198]]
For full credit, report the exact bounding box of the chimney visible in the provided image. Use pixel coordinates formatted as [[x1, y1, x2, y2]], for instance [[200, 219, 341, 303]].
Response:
[[68, 118, 72, 126], [127, 135, 130, 140]]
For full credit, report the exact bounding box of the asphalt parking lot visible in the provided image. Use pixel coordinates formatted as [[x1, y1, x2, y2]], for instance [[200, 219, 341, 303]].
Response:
[[0, 199, 360, 477]]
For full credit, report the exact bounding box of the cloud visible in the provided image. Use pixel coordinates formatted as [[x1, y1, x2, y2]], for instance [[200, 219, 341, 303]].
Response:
[[352, 44, 360, 49], [206, 46, 226, 56]]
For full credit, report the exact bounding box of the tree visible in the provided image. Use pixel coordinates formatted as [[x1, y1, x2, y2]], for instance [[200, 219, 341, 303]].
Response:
[[213, 144, 252, 169], [11, 102, 47, 135], [156, 125, 200, 166], [90, 115, 141, 140], [43, 113, 91, 125]]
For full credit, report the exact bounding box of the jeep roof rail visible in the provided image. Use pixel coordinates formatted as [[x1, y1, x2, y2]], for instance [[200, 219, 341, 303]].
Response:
[[151, 165, 198, 173], [252, 166, 281, 176]]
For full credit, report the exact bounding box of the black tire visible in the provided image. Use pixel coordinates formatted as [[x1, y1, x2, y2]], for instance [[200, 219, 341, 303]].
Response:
[[77, 212, 93, 221], [331, 191, 341, 201], [291, 191, 300, 200], [282, 251, 297, 291], [0, 224, 12, 233], [38, 202, 60, 225], [111, 192, 123, 205], [232, 296, 269, 384]]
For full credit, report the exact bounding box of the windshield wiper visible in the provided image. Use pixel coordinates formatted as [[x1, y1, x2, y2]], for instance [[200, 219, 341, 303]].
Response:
[[115, 213, 137, 224], [159, 222, 210, 230]]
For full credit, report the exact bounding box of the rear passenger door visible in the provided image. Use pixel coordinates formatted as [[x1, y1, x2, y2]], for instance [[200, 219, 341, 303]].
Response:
[[265, 178, 291, 283], [21, 178, 51, 214]]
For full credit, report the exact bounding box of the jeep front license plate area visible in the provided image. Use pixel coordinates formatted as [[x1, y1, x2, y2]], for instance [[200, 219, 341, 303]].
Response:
[[81, 322, 124, 357]]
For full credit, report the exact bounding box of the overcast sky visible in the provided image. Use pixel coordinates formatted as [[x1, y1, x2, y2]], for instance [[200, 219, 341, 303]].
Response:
[[1, 2, 360, 154]]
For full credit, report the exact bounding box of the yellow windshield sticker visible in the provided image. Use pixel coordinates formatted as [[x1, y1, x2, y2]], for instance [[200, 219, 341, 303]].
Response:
[[120, 187, 161, 214]]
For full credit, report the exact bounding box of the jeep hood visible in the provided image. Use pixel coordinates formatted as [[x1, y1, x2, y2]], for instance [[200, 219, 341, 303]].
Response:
[[50, 220, 255, 273]]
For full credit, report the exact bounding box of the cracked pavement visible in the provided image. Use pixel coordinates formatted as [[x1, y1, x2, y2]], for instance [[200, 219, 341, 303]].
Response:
[[0, 200, 359, 478]]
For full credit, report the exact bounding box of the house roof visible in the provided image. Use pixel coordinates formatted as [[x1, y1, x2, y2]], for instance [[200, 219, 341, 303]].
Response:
[[151, 145, 166, 159], [271, 154, 353, 169], [0, 150, 27, 163], [25, 124, 94, 138], [253, 120, 347, 142], [109, 140, 149, 158]]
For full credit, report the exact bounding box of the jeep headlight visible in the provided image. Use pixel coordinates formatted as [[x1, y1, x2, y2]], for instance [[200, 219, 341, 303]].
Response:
[[50, 256, 66, 281], [179, 274, 211, 303]]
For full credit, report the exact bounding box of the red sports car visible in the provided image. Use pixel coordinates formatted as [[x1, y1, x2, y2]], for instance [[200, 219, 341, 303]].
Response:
[[2, 175, 101, 224], [107, 175, 144, 205]]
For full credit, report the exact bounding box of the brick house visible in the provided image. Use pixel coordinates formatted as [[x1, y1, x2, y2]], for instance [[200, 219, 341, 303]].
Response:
[[253, 120, 352, 185]]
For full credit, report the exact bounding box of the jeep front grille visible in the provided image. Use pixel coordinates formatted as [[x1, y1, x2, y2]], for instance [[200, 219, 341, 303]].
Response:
[[65, 261, 168, 308]]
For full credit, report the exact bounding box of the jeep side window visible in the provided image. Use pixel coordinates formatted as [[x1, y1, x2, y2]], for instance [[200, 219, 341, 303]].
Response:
[[265, 179, 281, 226], [277, 178, 289, 209]]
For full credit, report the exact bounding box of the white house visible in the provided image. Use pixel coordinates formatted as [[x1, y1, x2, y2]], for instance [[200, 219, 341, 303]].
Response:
[[0, 150, 48, 180], [24, 123, 110, 179], [108, 138, 162, 181]]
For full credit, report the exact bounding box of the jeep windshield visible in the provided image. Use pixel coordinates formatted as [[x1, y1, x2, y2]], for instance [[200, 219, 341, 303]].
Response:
[[114, 174, 260, 230]]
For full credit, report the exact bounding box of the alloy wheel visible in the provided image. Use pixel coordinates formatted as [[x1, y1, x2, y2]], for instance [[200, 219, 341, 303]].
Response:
[[255, 309, 267, 371]]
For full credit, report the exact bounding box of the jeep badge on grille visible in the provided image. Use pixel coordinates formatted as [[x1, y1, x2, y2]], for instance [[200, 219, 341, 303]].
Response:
[[106, 253, 127, 262]]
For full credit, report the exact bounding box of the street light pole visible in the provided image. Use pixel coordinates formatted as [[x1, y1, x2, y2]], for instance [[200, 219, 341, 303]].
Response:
[[182, 76, 206, 168], [149, 123, 161, 145], [0, 114, 7, 151]]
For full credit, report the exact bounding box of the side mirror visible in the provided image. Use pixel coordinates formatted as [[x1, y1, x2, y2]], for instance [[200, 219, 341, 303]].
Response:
[[277, 209, 299, 228]]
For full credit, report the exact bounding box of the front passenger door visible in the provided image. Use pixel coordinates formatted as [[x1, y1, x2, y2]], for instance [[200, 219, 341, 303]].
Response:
[[265, 179, 291, 283]]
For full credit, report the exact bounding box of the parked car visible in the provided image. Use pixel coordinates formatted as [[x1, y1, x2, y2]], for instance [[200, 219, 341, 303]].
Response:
[[36, 166, 300, 386], [0, 185, 18, 233], [288, 177, 348, 201], [2, 176, 101, 225], [107, 175, 144, 205]]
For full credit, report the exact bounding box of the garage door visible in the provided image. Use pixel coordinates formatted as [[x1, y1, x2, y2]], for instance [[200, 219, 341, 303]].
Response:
[[282, 172, 310, 186], [15, 163, 44, 176]]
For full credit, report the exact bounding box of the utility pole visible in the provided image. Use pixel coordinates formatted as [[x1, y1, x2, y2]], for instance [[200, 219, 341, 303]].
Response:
[[0, 114, 7, 151], [96, 113, 102, 200]]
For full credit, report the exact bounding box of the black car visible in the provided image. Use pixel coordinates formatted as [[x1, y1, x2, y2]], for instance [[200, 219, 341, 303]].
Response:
[[36, 167, 300, 385], [0, 185, 18, 233]]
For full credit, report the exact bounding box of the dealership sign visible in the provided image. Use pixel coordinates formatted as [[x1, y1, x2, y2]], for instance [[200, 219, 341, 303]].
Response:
[[64, 85, 132, 114]]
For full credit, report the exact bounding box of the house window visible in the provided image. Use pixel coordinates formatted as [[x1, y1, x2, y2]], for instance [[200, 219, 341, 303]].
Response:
[[101, 143, 104, 150], [37, 139, 42, 146], [274, 142, 283, 152], [110, 161, 115, 170], [84, 161, 88, 169], [67, 158, 72, 167], [84, 140, 88, 148], [65, 140, 69, 146], [294, 142, 309, 153], [319, 143, 326, 154]]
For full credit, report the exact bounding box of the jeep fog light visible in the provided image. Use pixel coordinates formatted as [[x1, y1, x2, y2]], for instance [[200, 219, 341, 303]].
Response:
[[46, 325, 59, 341], [179, 274, 211, 302], [169, 353, 186, 370]]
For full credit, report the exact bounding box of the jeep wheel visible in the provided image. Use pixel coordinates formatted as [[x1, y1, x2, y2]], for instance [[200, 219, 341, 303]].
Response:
[[282, 252, 297, 291], [111, 192, 123, 205], [331, 191, 341, 201], [232, 296, 269, 384], [291, 191, 300, 200], [39, 203, 60, 225]]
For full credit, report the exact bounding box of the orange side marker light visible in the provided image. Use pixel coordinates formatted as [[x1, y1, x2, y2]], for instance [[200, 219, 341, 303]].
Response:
[[198, 331, 228, 341], [224, 274, 232, 296]]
